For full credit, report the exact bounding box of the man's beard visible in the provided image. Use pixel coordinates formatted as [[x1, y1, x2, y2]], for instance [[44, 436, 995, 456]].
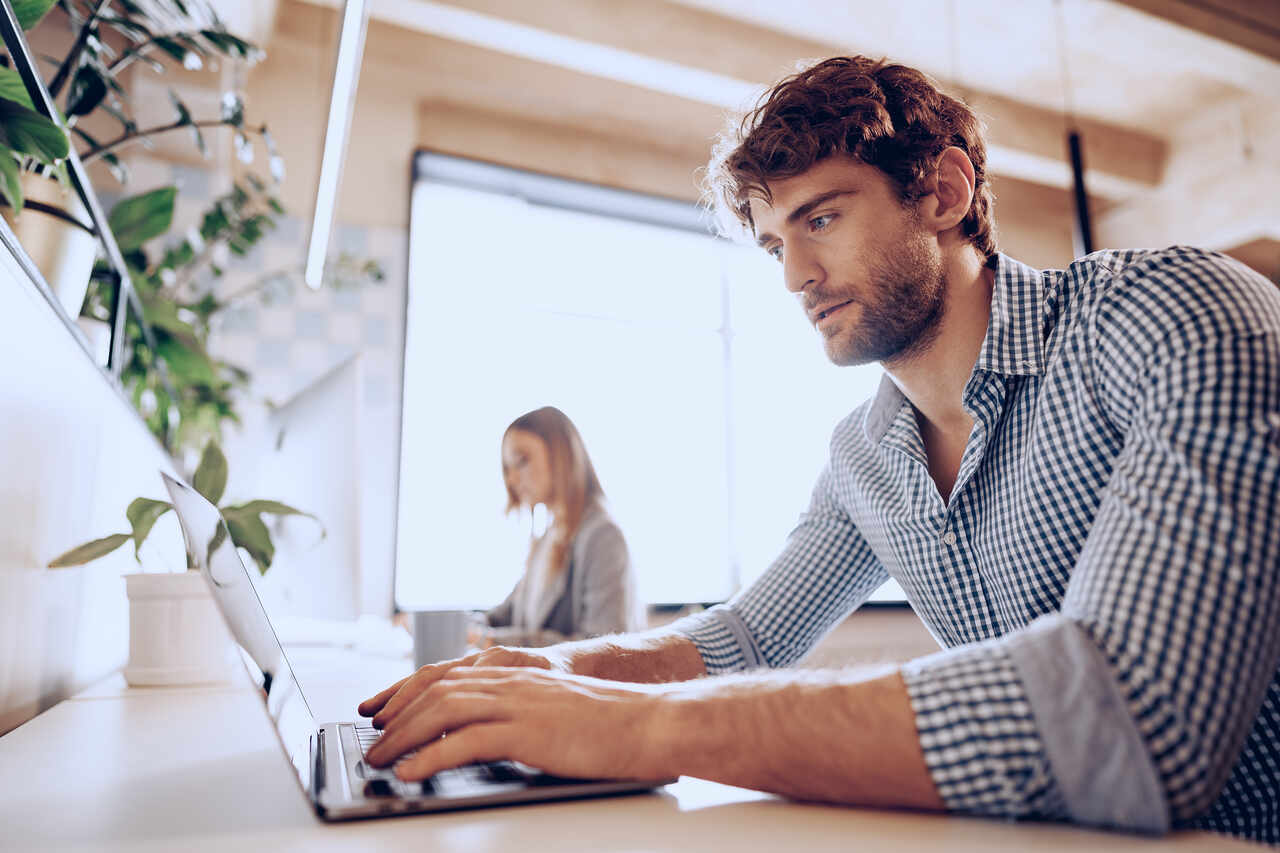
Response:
[[818, 232, 946, 367]]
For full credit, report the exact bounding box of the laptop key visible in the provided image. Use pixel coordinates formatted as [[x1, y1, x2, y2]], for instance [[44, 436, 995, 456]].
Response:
[[363, 778, 395, 798], [477, 761, 528, 784]]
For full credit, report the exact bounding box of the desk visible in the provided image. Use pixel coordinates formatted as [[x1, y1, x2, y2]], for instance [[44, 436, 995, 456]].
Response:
[[0, 648, 1262, 852]]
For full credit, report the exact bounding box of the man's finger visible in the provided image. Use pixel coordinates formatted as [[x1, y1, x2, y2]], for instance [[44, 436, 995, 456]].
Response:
[[393, 722, 520, 782], [366, 692, 506, 767], [357, 675, 410, 717], [371, 657, 473, 729]]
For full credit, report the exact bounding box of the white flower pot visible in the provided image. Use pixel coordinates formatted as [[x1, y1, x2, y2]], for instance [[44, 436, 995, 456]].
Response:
[[122, 571, 240, 687], [1, 172, 98, 320]]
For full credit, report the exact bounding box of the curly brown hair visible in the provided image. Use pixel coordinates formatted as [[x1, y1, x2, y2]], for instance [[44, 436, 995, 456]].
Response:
[[703, 56, 997, 262]]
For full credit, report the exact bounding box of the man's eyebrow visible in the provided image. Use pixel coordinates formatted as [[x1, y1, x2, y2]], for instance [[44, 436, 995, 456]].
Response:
[[754, 189, 857, 247]]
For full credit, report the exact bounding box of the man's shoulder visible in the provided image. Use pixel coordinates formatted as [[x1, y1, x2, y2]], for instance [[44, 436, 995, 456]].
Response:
[[1066, 245, 1255, 283], [1066, 245, 1280, 351]]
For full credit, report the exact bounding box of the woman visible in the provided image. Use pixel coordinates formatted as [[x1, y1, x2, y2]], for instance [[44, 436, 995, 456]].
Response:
[[478, 406, 642, 648]]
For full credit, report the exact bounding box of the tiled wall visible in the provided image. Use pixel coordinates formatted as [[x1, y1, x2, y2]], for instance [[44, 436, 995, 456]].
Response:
[[116, 157, 409, 616]]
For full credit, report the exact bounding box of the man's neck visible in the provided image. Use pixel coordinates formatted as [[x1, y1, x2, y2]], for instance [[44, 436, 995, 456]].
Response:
[[884, 248, 995, 437]]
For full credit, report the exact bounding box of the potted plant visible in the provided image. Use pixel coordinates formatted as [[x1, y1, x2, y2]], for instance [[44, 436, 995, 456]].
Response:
[[0, 0, 273, 321], [47, 441, 321, 685], [0, 2, 80, 313]]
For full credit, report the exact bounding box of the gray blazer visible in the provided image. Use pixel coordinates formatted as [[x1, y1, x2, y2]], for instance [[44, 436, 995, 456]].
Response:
[[485, 504, 641, 646]]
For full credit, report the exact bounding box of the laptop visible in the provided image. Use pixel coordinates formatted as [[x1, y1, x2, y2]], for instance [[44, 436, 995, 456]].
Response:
[[160, 472, 669, 821]]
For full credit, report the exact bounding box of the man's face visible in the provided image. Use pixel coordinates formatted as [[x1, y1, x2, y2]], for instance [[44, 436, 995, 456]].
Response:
[[748, 156, 946, 367]]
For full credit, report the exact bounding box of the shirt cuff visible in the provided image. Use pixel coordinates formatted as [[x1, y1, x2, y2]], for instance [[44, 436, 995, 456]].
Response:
[[1004, 613, 1170, 833], [902, 615, 1171, 834], [665, 605, 765, 674], [901, 638, 1066, 820]]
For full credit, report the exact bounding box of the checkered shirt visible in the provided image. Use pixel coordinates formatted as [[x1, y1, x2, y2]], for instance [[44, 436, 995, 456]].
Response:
[[672, 247, 1280, 843]]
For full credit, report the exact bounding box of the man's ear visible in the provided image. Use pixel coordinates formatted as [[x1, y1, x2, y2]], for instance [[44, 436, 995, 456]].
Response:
[[918, 146, 976, 235]]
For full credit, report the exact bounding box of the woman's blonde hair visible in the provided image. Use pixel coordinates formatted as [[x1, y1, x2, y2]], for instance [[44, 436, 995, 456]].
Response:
[[502, 406, 605, 575]]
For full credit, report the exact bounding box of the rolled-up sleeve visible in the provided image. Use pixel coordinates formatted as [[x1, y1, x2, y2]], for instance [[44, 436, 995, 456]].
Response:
[[903, 255, 1280, 831], [670, 463, 888, 674]]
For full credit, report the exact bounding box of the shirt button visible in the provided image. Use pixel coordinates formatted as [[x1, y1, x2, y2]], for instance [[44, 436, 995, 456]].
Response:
[[941, 531, 957, 546]]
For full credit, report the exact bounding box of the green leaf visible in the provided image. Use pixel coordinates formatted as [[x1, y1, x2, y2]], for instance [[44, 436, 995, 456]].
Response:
[[0, 68, 35, 110], [0, 149, 22, 211], [140, 298, 193, 337], [47, 532, 131, 568], [99, 16, 153, 40], [205, 522, 228, 565], [229, 499, 324, 532], [13, 0, 58, 30], [122, 247, 147, 274], [156, 335, 217, 385], [222, 507, 273, 575], [66, 67, 108, 117], [101, 152, 129, 184], [125, 497, 171, 557], [108, 186, 176, 250], [193, 442, 228, 504], [151, 36, 192, 65], [190, 123, 206, 158], [200, 30, 262, 63], [168, 88, 192, 125], [0, 97, 68, 163]]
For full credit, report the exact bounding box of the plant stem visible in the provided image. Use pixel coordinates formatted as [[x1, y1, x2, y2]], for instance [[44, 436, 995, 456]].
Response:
[[210, 264, 302, 311], [47, 0, 114, 102], [106, 34, 166, 76], [79, 120, 265, 164]]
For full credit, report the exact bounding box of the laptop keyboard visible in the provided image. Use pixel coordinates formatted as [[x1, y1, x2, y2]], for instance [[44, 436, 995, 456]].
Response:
[[352, 723, 530, 797]]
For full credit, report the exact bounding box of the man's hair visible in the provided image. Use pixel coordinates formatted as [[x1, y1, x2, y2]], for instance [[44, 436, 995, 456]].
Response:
[[703, 56, 998, 261]]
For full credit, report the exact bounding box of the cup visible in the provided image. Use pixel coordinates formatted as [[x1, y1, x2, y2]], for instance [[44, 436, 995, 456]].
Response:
[[412, 610, 472, 668]]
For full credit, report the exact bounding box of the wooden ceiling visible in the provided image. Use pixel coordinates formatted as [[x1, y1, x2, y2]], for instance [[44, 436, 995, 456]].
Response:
[[202, 0, 1280, 275]]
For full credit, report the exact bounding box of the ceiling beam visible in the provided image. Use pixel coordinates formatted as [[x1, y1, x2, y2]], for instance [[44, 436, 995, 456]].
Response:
[[293, 0, 1165, 201], [1107, 0, 1280, 63]]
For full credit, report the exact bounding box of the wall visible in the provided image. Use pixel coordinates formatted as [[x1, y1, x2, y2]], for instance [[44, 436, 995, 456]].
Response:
[[0, 231, 184, 735], [1098, 92, 1280, 265]]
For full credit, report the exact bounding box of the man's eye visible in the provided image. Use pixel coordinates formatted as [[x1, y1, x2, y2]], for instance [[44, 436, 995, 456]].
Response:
[[809, 214, 834, 231], [766, 245, 783, 262]]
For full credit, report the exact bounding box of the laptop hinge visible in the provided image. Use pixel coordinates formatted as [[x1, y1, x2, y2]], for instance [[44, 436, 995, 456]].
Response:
[[313, 731, 325, 796]]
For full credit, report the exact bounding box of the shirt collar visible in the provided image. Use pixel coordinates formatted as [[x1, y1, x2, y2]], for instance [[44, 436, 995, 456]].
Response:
[[862, 253, 1046, 444], [975, 253, 1047, 378], [863, 372, 906, 444]]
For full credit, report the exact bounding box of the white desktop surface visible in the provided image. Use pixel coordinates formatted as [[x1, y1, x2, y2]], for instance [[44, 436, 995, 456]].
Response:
[[0, 646, 1263, 852]]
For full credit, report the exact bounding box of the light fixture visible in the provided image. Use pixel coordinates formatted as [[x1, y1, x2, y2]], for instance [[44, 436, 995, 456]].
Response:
[[304, 0, 368, 290]]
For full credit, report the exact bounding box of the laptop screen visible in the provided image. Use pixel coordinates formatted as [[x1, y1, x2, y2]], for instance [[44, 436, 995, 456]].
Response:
[[161, 472, 317, 793]]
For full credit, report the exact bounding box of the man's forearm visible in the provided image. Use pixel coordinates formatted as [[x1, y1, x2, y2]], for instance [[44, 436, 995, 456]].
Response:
[[558, 630, 708, 683], [654, 666, 944, 810]]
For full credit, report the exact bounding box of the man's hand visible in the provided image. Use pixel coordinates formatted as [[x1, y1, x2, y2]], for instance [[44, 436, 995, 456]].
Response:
[[361, 666, 671, 782], [358, 645, 564, 731]]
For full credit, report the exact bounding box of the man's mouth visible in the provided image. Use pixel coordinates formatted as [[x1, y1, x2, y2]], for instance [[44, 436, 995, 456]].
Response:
[[814, 300, 854, 323]]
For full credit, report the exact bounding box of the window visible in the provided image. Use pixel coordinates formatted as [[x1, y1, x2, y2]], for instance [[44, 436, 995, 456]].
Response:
[[395, 154, 904, 609]]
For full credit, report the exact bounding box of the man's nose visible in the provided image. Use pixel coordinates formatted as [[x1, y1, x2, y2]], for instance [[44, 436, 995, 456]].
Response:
[[783, 246, 823, 294]]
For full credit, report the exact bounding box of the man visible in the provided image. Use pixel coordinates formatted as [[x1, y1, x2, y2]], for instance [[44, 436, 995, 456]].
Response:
[[361, 57, 1280, 842]]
